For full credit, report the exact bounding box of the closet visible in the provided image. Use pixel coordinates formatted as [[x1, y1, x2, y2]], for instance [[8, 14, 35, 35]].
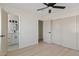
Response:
[[52, 16, 79, 49], [62, 16, 76, 49], [52, 19, 63, 45], [43, 15, 79, 50], [52, 16, 77, 49]]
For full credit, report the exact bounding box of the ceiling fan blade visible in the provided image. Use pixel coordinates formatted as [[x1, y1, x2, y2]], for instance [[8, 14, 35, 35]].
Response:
[[43, 3, 48, 6], [53, 6, 65, 9], [52, 3, 56, 6], [48, 3, 56, 6], [37, 7, 48, 11]]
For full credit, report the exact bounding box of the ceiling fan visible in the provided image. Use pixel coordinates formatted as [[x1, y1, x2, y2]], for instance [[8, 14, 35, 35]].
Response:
[[37, 3, 66, 13]]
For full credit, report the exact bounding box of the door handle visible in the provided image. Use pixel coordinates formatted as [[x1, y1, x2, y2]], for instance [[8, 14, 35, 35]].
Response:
[[0, 35, 5, 37], [49, 32, 51, 33]]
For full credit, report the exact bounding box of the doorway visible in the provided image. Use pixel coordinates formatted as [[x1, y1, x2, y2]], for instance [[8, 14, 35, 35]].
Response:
[[38, 20, 43, 43], [8, 14, 19, 51]]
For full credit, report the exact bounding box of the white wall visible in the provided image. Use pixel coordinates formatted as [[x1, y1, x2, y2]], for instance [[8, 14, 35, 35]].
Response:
[[19, 14, 38, 48], [0, 7, 38, 48]]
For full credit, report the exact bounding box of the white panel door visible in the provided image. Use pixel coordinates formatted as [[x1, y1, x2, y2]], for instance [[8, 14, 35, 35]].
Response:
[[0, 9, 1, 51], [43, 21, 52, 43], [62, 16, 76, 49], [52, 19, 63, 45], [0, 9, 8, 56], [76, 15, 79, 50]]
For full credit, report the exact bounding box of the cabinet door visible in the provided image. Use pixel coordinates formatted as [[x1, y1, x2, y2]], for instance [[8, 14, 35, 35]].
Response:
[[62, 16, 76, 49], [52, 19, 63, 45]]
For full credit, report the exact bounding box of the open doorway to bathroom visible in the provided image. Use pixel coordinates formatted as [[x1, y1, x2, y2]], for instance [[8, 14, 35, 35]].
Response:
[[8, 14, 19, 51], [38, 20, 43, 43]]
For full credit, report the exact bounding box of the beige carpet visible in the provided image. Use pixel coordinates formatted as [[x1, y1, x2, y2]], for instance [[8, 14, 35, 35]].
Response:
[[7, 42, 79, 56]]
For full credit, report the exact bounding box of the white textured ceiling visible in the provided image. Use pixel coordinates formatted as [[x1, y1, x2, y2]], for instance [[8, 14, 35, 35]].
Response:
[[0, 3, 79, 20]]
